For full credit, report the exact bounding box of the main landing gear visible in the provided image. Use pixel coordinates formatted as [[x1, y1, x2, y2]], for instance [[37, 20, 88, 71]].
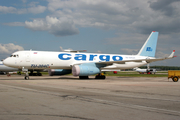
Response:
[[79, 73, 106, 79], [29, 71, 42, 76], [95, 73, 106, 79]]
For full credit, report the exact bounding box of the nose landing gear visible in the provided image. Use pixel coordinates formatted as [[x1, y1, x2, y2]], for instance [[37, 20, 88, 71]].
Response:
[[22, 67, 29, 80]]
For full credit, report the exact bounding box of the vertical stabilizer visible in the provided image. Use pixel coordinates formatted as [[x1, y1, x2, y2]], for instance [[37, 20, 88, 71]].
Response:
[[137, 31, 159, 57]]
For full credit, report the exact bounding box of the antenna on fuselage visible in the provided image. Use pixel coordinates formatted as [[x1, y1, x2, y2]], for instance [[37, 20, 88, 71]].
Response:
[[63, 50, 87, 53]]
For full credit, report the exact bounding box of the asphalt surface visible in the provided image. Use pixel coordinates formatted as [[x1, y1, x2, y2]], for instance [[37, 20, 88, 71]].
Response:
[[0, 75, 180, 120]]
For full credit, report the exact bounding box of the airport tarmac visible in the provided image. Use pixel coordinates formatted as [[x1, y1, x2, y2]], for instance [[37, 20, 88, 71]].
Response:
[[0, 75, 180, 120]]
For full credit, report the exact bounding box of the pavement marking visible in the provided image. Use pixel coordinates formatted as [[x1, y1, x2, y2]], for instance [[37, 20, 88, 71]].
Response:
[[0, 83, 180, 116]]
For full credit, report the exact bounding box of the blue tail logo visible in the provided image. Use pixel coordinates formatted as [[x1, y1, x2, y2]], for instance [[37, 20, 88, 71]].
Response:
[[146, 47, 153, 51]]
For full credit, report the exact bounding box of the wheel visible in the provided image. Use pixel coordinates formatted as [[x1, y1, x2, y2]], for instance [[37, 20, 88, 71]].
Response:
[[37, 73, 42, 76], [95, 76, 99, 79], [79, 76, 89, 79], [33, 73, 37, 76], [172, 76, 179, 82], [29, 73, 33, 76], [95, 75, 106, 79], [17, 72, 21, 75], [24, 76, 29, 80], [101, 75, 106, 79]]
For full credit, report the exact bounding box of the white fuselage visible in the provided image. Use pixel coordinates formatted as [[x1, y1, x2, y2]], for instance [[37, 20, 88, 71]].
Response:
[[135, 68, 157, 73], [0, 61, 19, 72], [3, 51, 150, 70]]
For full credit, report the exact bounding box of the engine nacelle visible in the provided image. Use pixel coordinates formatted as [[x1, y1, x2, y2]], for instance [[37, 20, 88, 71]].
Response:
[[72, 65, 100, 76], [48, 69, 72, 76]]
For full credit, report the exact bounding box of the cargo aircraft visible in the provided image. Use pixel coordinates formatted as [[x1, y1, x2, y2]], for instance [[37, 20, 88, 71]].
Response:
[[134, 68, 157, 74], [3, 31, 175, 79], [134, 64, 157, 74]]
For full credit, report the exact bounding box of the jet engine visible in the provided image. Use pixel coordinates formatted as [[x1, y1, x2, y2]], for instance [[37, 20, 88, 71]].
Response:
[[48, 69, 72, 76], [72, 65, 100, 76]]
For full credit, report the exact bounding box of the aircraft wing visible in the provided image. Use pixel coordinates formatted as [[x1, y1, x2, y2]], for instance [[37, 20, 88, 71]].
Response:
[[96, 50, 176, 65], [64, 50, 87, 53], [145, 50, 176, 63]]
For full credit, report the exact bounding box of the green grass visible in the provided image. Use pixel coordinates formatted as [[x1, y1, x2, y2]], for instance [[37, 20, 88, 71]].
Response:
[[103, 71, 168, 77]]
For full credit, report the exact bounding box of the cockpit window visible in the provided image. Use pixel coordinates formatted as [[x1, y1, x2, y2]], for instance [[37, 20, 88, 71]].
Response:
[[10, 54, 19, 57]]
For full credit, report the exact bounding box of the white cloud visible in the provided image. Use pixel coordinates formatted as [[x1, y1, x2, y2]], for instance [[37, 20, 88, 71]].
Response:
[[28, 5, 46, 14], [47, 0, 148, 30], [0, 5, 46, 14], [0, 6, 18, 14], [2, 0, 180, 38], [46, 0, 180, 35], [2, 0, 180, 47], [0, 6, 27, 14], [0, 43, 24, 54], [25, 19, 49, 31], [25, 16, 79, 36], [2, 0, 180, 36]]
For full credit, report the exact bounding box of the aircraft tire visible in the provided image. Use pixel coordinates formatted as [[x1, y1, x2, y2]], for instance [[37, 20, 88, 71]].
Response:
[[25, 76, 29, 80], [95, 75, 106, 79], [79, 76, 89, 79], [172, 76, 179, 82], [37, 73, 42, 76]]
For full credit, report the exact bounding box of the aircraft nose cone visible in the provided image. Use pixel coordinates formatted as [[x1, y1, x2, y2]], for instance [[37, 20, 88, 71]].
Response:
[[3, 58, 11, 67]]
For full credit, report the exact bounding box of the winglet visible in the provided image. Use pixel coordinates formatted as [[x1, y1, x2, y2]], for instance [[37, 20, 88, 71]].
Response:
[[168, 50, 175, 58]]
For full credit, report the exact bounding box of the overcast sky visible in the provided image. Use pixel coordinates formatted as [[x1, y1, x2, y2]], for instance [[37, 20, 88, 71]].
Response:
[[0, 0, 179, 66]]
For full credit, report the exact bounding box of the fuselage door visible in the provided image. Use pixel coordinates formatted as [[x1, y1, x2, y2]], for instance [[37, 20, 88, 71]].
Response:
[[25, 52, 31, 62]]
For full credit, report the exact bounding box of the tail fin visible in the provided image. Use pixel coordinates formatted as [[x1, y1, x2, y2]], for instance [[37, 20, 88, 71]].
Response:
[[137, 31, 159, 57]]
